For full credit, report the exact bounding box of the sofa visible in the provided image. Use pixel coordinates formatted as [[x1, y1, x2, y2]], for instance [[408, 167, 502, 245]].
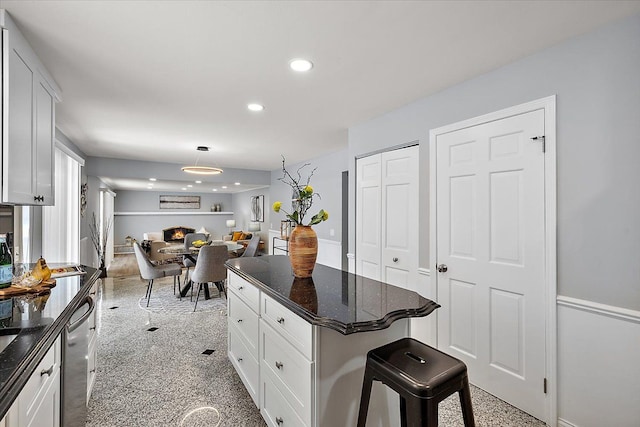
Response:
[[223, 231, 253, 245]]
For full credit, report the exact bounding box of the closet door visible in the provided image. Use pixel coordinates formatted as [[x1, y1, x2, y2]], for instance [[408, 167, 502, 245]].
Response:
[[356, 154, 381, 280], [380, 146, 419, 288], [356, 145, 419, 289]]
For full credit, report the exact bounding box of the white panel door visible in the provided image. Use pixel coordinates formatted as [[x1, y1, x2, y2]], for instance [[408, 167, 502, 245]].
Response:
[[435, 109, 546, 420], [356, 153, 381, 280], [381, 146, 419, 289]]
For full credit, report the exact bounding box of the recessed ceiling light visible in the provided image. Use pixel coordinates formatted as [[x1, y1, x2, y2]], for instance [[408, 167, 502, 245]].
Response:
[[212, 189, 217, 191], [149, 178, 157, 181], [187, 185, 193, 188], [247, 103, 264, 112], [181, 187, 187, 190], [195, 180, 202, 184], [221, 186, 227, 189], [290, 58, 313, 72], [234, 182, 240, 185]]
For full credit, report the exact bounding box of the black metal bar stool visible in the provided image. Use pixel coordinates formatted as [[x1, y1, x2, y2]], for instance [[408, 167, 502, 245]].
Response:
[[357, 337, 475, 427]]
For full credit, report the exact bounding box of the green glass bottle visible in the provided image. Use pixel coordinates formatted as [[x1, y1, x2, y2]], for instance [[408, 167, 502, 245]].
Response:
[[0, 235, 12, 289]]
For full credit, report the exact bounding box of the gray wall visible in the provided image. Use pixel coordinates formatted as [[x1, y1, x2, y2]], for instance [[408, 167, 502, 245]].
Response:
[[269, 149, 348, 242], [231, 189, 270, 251], [113, 190, 234, 243], [349, 14, 640, 310]]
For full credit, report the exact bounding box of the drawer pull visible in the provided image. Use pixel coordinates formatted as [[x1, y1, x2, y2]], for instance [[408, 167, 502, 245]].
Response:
[[237, 357, 243, 362], [238, 286, 244, 290], [90, 369, 96, 373], [275, 361, 283, 370], [90, 326, 96, 331], [40, 366, 54, 377], [276, 416, 283, 425], [237, 319, 243, 323], [276, 317, 285, 324]]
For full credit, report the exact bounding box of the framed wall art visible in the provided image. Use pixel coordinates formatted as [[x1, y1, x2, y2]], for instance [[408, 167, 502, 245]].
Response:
[[250, 195, 264, 222], [159, 195, 200, 209]]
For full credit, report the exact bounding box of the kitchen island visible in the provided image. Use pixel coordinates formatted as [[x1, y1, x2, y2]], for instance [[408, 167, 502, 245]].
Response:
[[0, 266, 100, 424], [225, 255, 439, 427]]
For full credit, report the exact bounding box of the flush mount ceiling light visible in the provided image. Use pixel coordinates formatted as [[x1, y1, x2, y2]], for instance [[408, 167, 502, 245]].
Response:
[[182, 146, 223, 175], [289, 58, 313, 72], [247, 103, 264, 112], [149, 178, 157, 181]]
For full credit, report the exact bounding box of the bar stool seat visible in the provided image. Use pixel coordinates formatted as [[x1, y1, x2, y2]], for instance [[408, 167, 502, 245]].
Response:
[[357, 337, 475, 427]]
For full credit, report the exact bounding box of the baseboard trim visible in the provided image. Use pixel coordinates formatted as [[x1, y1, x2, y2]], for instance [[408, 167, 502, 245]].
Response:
[[557, 295, 640, 324], [558, 417, 579, 427]]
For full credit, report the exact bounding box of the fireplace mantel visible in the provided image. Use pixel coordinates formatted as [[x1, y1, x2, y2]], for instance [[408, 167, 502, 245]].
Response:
[[114, 211, 234, 216]]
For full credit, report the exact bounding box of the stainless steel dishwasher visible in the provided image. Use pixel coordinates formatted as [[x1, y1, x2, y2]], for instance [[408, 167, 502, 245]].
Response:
[[62, 295, 95, 427]]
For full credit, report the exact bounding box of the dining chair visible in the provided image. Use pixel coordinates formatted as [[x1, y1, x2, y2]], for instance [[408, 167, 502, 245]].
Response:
[[240, 235, 261, 258], [183, 232, 207, 282], [148, 240, 175, 265], [190, 245, 229, 311], [133, 242, 182, 306]]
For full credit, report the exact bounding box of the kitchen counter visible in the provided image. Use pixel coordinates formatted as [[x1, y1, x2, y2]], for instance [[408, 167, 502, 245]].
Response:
[[0, 266, 100, 419], [225, 255, 439, 334]]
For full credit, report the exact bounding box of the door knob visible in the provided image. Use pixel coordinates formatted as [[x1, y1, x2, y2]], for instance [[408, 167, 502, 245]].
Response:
[[437, 264, 448, 273], [392, 257, 399, 263]]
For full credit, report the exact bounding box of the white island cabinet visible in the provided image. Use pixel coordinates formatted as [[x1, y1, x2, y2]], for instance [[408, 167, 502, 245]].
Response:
[[2, 336, 61, 427], [226, 258, 439, 427], [0, 10, 60, 206]]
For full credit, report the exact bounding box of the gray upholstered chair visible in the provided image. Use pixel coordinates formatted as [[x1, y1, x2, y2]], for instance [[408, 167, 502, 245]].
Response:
[[190, 245, 229, 311], [240, 234, 261, 258], [148, 240, 175, 265], [133, 242, 182, 306], [183, 233, 207, 282]]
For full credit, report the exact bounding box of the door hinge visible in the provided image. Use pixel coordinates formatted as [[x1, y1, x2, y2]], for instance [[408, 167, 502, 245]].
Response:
[[543, 377, 547, 394], [531, 135, 546, 153]]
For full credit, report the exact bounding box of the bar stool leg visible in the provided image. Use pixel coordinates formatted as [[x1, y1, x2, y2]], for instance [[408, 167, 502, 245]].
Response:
[[399, 395, 408, 427], [459, 376, 475, 427], [357, 370, 375, 427], [404, 396, 437, 427]]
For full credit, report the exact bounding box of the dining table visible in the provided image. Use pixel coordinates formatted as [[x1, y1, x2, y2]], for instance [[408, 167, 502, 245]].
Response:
[[158, 241, 243, 299]]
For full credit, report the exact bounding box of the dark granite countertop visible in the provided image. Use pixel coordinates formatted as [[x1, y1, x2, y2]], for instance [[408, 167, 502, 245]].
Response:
[[0, 265, 100, 419], [225, 255, 439, 335]]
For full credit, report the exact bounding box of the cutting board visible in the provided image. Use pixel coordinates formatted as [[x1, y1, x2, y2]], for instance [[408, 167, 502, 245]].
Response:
[[0, 279, 56, 297]]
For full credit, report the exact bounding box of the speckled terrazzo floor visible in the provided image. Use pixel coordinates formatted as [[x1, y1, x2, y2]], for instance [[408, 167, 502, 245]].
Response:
[[87, 275, 546, 427]]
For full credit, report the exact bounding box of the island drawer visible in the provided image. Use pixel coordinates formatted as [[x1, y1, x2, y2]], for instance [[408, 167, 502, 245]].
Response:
[[228, 323, 259, 407], [261, 293, 312, 359], [228, 273, 260, 313], [261, 368, 308, 427], [260, 320, 312, 425], [228, 291, 259, 359]]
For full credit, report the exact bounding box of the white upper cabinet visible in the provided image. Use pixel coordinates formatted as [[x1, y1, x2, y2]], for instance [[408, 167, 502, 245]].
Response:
[[0, 10, 60, 206]]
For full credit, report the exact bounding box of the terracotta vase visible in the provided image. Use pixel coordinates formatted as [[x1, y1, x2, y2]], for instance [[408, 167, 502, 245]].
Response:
[[288, 225, 318, 278], [289, 277, 318, 314]]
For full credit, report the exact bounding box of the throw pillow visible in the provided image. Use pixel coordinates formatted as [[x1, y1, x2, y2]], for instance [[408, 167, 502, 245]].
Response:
[[232, 231, 243, 241]]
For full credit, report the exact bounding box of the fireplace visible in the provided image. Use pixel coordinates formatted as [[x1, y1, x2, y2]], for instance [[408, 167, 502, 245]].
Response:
[[163, 226, 196, 243]]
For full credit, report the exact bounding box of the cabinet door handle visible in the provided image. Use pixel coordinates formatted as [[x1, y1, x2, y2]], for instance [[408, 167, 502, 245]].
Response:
[[237, 319, 243, 323], [276, 417, 283, 425], [237, 357, 243, 362], [90, 369, 96, 373], [277, 317, 285, 324], [90, 326, 96, 331], [40, 365, 54, 376], [238, 286, 244, 290], [275, 361, 283, 370]]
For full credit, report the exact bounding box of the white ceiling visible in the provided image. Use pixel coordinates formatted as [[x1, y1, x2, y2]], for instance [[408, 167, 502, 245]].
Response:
[[2, 1, 640, 174]]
